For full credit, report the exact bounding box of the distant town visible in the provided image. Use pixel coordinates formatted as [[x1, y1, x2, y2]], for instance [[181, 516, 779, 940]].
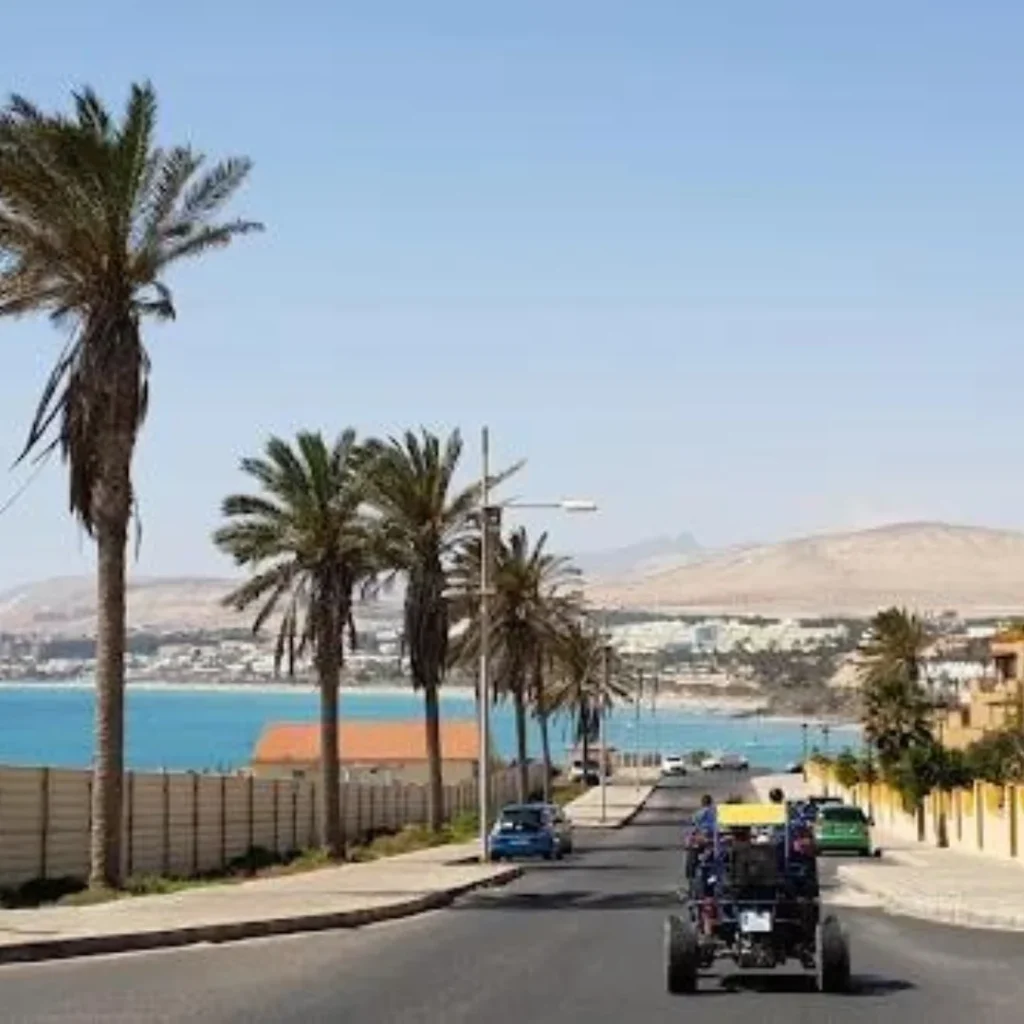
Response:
[[0, 609, 1007, 721]]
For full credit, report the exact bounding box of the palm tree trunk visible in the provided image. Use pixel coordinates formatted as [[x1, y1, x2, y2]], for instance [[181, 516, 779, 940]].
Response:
[[514, 686, 529, 802], [90, 515, 127, 888], [319, 671, 342, 857], [424, 681, 444, 831], [538, 706, 553, 804]]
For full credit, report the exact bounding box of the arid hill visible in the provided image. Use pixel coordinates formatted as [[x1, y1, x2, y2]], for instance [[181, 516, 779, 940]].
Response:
[[586, 522, 1024, 617], [0, 576, 400, 637]]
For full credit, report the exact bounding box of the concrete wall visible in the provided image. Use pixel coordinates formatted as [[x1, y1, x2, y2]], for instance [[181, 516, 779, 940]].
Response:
[[806, 762, 1024, 863], [0, 763, 541, 888]]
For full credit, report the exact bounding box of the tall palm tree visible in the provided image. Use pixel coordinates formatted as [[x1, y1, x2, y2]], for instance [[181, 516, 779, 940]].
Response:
[[0, 83, 260, 887], [450, 527, 580, 801], [214, 432, 373, 856], [858, 607, 933, 770], [362, 429, 517, 831], [550, 618, 633, 784]]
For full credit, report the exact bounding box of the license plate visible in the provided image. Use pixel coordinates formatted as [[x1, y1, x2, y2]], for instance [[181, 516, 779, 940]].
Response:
[[739, 910, 772, 933]]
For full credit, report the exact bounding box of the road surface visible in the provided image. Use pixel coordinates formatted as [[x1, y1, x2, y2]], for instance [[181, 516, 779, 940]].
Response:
[[2, 774, 1023, 1023]]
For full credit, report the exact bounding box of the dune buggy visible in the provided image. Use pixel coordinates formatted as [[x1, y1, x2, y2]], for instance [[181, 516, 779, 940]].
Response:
[[666, 801, 850, 994]]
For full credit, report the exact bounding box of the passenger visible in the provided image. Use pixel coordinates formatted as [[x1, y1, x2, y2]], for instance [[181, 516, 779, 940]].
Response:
[[692, 793, 716, 834]]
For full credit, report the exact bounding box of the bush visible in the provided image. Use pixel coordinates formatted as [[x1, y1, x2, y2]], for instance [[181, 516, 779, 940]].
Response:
[[965, 730, 1024, 785], [833, 748, 861, 789]]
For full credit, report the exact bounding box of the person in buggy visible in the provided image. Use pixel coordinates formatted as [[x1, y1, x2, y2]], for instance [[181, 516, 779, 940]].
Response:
[[684, 795, 717, 898]]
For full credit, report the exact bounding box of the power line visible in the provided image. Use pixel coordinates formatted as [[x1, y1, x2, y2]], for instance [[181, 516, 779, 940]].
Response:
[[0, 453, 52, 518]]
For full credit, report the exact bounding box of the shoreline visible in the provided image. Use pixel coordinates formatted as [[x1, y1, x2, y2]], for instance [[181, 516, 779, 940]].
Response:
[[0, 679, 858, 727]]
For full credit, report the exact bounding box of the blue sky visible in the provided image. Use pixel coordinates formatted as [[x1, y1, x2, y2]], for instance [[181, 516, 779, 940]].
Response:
[[2, 1, 1024, 587]]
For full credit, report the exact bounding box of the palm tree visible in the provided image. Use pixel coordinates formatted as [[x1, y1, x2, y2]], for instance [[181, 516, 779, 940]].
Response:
[[0, 83, 260, 887], [858, 607, 933, 770], [214, 432, 373, 856], [550, 618, 633, 784], [362, 429, 517, 831], [450, 527, 580, 802]]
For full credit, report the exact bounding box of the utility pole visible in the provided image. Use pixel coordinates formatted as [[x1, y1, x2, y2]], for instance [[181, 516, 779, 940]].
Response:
[[478, 427, 492, 862], [600, 643, 610, 823], [630, 667, 638, 786]]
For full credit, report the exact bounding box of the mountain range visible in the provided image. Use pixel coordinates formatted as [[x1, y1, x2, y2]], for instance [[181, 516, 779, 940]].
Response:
[[4, 521, 1024, 635], [586, 521, 1024, 617]]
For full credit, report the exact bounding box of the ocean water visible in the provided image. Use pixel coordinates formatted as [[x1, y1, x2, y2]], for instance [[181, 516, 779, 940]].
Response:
[[0, 683, 860, 773]]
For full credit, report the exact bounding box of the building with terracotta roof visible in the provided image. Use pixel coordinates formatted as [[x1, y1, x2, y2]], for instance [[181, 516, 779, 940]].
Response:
[[251, 720, 481, 785]]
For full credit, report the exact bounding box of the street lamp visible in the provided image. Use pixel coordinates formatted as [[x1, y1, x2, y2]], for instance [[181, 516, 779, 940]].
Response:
[[477, 426, 597, 861]]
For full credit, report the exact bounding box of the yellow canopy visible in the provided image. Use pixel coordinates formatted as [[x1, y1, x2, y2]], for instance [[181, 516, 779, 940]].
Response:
[[717, 802, 786, 827]]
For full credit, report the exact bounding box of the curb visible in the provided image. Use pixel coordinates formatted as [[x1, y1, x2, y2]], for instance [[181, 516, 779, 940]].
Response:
[[572, 787, 655, 830], [836, 864, 1024, 932], [0, 865, 522, 966]]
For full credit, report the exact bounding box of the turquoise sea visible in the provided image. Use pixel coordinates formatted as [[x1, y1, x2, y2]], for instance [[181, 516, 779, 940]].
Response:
[[0, 682, 859, 773]]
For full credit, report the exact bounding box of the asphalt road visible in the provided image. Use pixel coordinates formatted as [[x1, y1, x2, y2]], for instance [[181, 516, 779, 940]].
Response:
[[2, 774, 1024, 1023]]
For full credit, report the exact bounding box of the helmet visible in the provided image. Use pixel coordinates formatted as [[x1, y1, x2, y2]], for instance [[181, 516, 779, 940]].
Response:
[[769, 787, 784, 804]]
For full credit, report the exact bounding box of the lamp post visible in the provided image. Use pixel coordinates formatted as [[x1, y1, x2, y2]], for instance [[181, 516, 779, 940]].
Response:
[[476, 426, 597, 862]]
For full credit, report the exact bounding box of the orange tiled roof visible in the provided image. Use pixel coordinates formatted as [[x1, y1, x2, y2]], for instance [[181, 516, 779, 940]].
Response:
[[252, 720, 479, 765]]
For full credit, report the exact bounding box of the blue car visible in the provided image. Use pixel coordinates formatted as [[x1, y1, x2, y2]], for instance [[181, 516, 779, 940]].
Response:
[[488, 804, 562, 861]]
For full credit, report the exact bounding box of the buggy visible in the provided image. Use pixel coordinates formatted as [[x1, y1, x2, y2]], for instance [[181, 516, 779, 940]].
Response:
[[665, 801, 850, 994]]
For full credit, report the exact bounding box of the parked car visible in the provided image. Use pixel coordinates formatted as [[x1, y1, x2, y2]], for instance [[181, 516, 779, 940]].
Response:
[[720, 753, 749, 771], [814, 803, 874, 856], [568, 758, 601, 785], [661, 754, 688, 777], [488, 804, 563, 861], [785, 761, 804, 774], [530, 802, 574, 853], [702, 752, 749, 771]]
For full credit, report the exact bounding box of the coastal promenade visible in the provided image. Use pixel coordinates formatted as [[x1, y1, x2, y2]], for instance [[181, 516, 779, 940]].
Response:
[[5, 777, 1024, 1023]]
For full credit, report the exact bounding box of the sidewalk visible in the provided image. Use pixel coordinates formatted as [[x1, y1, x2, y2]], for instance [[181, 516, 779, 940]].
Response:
[[752, 774, 1024, 931], [838, 830, 1024, 931], [563, 783, 655, 828], [0, 841, 518, 965]]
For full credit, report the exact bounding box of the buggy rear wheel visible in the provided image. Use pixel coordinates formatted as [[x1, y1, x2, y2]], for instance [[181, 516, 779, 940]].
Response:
[[665, 913, 699, 994], [816, 915, 851, 993]]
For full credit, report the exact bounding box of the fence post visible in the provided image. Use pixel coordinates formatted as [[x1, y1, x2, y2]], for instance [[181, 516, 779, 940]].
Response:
[[977, 781, 985, 851], [272, 779, 280, 854], [247, 774, 255, 852], [309, 781, 317, 847], [369, 785, 376, 836], [219, 775, 227, 870], [39, 767, 50, 880], [1010, 785, 1018, 859], [162, 771, 170, 876], [290, 781, 298, 851], [126, 770, 135, 878], [191, 773, 200, 876]]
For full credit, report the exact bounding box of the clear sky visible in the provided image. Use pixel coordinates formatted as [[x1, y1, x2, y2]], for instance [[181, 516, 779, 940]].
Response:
[[2, 1, 1024, 588]]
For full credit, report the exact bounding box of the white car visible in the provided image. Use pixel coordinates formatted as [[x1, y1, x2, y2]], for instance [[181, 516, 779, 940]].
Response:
[[701, 753, 749, 771], [720, 753, 750, 771], [660, 754, 687, 777]]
